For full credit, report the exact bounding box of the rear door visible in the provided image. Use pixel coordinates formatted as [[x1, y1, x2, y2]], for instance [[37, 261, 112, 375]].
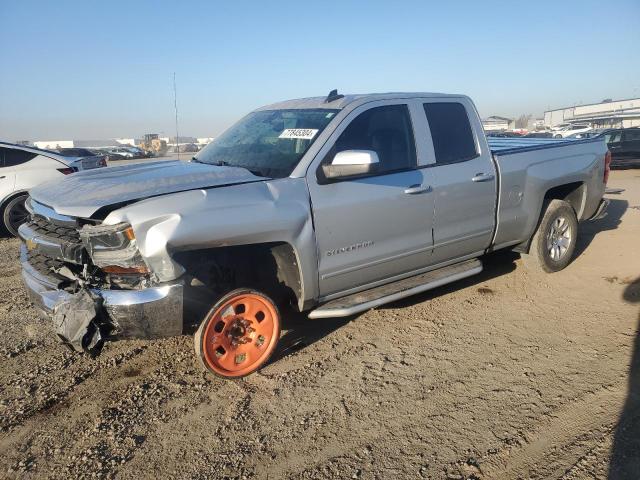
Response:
[[420, 100, 497, 265], [307, 101, 435, 297]]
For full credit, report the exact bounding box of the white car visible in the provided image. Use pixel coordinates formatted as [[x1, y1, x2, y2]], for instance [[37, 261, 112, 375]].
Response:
[[0, 142, 106, 236], [552, 124, 592, 138]]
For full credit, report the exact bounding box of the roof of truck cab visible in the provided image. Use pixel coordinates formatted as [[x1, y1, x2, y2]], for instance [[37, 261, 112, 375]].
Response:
[[256, 92, 465, 111]]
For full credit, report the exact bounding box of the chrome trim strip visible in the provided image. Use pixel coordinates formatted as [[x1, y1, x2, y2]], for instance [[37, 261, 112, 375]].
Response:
[[30, 199, 77, 226]]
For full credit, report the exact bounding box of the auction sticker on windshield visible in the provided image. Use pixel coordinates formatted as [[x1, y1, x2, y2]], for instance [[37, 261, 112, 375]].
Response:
[[279, 128, 318, 140]]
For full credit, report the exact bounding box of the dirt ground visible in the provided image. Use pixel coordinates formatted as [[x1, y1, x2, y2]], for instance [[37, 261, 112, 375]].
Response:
[[1, 170, 639, 480]]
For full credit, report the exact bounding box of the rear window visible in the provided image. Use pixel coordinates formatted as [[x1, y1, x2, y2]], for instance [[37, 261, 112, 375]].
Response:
[[1, 147, 38, 167], [423, 102, 478, 164]]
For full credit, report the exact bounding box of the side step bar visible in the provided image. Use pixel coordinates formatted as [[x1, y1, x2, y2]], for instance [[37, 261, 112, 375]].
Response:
[[308, 258, 482, 319]]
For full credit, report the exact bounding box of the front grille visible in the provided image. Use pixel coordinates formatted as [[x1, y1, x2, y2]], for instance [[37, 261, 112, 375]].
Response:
[[28, 215, 80, 242], [21, 208, 86, 284], [25, 249, 66, 279]]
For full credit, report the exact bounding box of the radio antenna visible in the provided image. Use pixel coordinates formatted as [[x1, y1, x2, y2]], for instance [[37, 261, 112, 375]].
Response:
[[173, 72, 180, 160]]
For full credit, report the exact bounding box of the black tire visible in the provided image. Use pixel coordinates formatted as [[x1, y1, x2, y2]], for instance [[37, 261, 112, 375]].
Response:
[[554, 134, 563, 139], [2, 195, 29, 237], [523, 199, 578, 273]]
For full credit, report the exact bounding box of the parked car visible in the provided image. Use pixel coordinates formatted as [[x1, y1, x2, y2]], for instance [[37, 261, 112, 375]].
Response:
[[106, 147, 135, 159], [485, 131, 520, 138], [57, 148, 108, 166], [18, 91, 609, 378], [552, 124, 592, 138], [602, 128, 640, 168], [524, 132, 553, 138], [0, 142, 106, 236], [121, 146, 148, 158]]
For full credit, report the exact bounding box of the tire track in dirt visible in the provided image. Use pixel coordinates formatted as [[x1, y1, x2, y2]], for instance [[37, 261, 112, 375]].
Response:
[[481, 384, 624, 479]]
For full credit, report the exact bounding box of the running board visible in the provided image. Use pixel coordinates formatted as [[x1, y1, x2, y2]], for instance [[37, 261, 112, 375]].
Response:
[[308, 259, 482, 319]]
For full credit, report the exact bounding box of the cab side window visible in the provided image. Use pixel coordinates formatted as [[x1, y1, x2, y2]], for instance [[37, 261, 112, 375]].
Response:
[[3, 148, 37, 167], [423, 102, 478, 164], [328, 104, 417, 174]]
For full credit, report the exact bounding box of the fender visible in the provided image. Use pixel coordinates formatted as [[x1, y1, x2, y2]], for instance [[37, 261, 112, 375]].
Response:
[[103, 177, 318, 310]]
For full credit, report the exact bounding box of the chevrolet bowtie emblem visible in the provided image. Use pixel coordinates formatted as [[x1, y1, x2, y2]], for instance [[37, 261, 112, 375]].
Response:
[[25, 239, 37, 251]]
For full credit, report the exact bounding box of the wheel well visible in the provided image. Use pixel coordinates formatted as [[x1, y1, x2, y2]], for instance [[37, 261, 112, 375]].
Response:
[[543, 182, 584, 215], [173, 242, 303, 312], [513, 182, 584, 254], [1, 191, 28, 212], [0, 191, 29, 230]]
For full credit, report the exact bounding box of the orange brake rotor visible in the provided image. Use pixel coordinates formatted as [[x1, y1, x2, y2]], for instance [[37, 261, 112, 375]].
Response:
[[200, 291, 280, 378]]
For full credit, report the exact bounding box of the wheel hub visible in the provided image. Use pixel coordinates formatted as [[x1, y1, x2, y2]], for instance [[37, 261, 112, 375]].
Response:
[[225, 318, 254, 347]]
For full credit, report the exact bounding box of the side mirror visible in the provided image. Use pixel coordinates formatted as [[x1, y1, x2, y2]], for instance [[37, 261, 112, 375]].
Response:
[[322, 150, 380, 180]]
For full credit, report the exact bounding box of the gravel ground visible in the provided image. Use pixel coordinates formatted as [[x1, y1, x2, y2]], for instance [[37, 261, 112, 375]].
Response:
[[1, 170, 639, 480]]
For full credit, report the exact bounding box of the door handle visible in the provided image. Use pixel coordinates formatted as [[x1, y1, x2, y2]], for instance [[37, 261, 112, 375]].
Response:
[[0, 176, 5, 179], [472, 173, 495, 182], [404, 184, 432, 195]]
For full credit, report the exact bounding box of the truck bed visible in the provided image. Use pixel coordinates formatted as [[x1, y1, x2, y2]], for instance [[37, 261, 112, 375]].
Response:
[[488, 136, 607, 252], [488, 137, 600, 156]]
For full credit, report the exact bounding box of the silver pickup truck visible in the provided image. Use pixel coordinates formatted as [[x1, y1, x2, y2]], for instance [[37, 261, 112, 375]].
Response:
[[18, 91, 610, 378]]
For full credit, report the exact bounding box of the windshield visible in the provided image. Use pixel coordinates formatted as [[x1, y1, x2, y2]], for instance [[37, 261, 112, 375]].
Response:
[[194, 109, 339, 178]]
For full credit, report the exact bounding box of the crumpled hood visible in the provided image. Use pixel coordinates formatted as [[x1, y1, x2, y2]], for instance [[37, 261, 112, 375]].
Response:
[[29, 160, 266, 218]]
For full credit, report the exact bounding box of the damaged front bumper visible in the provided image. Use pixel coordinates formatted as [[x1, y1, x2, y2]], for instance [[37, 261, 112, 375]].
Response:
[[21, 256, 184, 352]]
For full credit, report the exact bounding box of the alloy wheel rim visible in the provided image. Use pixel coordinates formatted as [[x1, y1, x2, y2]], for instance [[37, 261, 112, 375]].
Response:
[[546, 216, 572, 261], [8, 199, 29, 232]]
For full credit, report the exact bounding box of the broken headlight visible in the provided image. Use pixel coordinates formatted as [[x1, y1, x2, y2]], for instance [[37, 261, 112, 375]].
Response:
[[80, 223, 150, 274]]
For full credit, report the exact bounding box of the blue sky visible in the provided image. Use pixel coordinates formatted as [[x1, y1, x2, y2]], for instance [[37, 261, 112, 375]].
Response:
[[1, 0, 639, 141]]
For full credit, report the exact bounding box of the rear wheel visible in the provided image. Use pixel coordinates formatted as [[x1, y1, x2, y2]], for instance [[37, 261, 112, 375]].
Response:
[[194, 289, 281, 378], [2, 195, 29, 237], [523, 199, 578, 273]]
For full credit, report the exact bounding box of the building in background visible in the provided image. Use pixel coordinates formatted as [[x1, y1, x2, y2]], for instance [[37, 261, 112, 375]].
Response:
[[544, 98, 640, 129], [482, 116, 514, 131], [33, 140, 74, 149]]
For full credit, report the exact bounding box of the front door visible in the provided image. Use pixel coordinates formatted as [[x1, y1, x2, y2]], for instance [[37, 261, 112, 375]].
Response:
[[307, 103, 435, 297]]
